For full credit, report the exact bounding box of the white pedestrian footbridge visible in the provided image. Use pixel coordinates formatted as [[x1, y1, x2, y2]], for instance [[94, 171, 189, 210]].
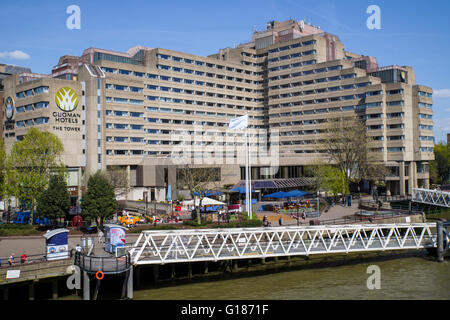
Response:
[[127, 223, 439, 265], [412, 188, 450, 208]]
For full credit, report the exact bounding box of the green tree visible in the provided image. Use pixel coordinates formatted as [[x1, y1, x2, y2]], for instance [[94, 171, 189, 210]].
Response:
[[306, 163, 349, 197], [36, 174, 71, 225], [0, 141, 7, 200], [81, 171, 117, 227], [9, 128, 65, 224], [430, 142, 450, 185], [177, 166, 221, 224], [318, 117, 388, 189]]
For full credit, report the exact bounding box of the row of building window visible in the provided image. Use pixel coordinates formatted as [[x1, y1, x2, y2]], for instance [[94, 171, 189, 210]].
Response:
[[105, 84, 143, 92], [269, 72, 356, 83], [15, 101, 49, 113], [267, 40, 317, 54], [418, 102, 433, 109], [146, 87, 255, 101], [147, 83, 254, 94], [15, 86, 49, 99], [105, 97, 144, 105], [270, 92, 375, 103], [105, 110, 144, 118], [105, 121, 264, 130], [101, 66, 258, 80], [145, 95, 257, 104], [418, 91, 432, 98], [157, 53, 257, 73], [16, 117, 49, 127], [268, 50, 323, 63]]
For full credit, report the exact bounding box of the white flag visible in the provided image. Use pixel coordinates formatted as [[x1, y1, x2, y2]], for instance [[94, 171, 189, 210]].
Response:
[[228, 114, 248, 131]]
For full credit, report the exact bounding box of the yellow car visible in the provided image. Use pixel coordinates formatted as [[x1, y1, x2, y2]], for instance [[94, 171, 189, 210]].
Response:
[[119, 215, 141, 227]]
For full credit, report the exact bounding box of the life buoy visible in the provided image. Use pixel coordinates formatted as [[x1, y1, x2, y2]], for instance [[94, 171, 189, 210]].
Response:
[[96, 270, 104, 280]]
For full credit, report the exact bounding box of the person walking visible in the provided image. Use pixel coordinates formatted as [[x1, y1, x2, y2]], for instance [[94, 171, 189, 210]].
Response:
[[8, 253, 15, 266], [97, 228, 104, 244], [278, 217, 283, 226], [20, 253, 28, 264]]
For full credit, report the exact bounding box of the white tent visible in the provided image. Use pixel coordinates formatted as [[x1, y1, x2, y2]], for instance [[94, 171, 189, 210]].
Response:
[[182, 197, 225, 206]]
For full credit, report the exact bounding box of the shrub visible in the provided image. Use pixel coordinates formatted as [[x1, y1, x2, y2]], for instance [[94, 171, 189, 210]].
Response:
[[0, 224, 41, 236], [183, 220, 208, 227]]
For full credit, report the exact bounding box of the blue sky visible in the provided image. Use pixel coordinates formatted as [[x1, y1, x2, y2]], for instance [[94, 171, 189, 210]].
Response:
[[1, 0, 449, 142]]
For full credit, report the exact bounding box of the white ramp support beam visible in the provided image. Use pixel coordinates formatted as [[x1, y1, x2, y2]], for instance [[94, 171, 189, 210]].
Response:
[[412, 188, 450, 208], [128, 224, 437, 266]]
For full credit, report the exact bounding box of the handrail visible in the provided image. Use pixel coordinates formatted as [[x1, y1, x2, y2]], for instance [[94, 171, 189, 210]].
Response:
[[74, 251, 131, 274]]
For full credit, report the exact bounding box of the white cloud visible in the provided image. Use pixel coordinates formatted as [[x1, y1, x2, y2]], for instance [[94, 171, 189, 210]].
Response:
[[433, 89, 450, 98], [0, 50, 30, 60]]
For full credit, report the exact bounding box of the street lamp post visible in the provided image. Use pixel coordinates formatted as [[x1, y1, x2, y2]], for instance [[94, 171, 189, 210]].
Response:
[[317, 191, 320, 215], [7, 199, 11, 224]]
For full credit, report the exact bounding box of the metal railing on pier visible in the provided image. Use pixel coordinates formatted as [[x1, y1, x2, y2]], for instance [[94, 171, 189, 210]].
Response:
[[128, 223, 437, 265], [74, 252, 131, 274]]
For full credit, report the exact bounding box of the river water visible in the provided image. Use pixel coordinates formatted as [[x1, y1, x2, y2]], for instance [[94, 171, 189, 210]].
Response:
[[132, 255, 449, 300]]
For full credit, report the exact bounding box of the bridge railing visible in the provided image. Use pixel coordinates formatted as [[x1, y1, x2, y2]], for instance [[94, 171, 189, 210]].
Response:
[[128, 223, 437, 265], [412, 188, 450, 208]]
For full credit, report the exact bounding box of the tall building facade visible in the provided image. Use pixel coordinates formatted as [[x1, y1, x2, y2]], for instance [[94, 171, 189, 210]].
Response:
[[2, 19, 434, 201]]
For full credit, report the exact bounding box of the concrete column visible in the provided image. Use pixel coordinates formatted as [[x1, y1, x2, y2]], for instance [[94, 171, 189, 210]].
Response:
[[399, 162, 406, 196], [3, 288, 8, 300], [127, 267, 133, 299], [261, 258, 266, 265], [170, 264, 176, 280], [232, 260, 238, 272], [52, 280, 58, 300], [187, 263, 192, 280], [29, 283, 34, 301], [135, 267, 141, 288], [153, 265, 159, 283], [437, 221, 444, 262], [83, 271, 90, 300], [93, 279, 101, 300], [203, 262, 208, 274]]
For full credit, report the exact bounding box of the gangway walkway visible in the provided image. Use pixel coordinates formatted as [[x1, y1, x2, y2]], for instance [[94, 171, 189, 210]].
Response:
[[128, 223, 437, 265], [412, 188, 450, 208]]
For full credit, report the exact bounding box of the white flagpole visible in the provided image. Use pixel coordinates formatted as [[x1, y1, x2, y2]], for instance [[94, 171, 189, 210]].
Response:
[[245, 128, 249, 215], [248, 129, 252, 220]]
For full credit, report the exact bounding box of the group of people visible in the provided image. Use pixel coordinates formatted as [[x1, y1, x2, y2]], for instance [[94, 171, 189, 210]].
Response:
[[1, 252, 28, 266]]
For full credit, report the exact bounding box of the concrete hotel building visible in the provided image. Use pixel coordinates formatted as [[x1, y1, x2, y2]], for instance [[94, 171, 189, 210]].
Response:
[[1, 19, 434, 203]]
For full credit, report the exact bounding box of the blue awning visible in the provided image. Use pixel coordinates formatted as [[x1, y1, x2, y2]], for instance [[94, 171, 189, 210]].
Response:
[[230, 186, 257, 194], [192, 190, 223, 197], [285, 190, 310, 197], [263, 191, 291, 199]]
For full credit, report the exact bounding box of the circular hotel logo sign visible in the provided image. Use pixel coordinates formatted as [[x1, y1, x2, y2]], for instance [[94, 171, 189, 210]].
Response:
[[55, 87, 79, 112], [5, 96, 14, 120]]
